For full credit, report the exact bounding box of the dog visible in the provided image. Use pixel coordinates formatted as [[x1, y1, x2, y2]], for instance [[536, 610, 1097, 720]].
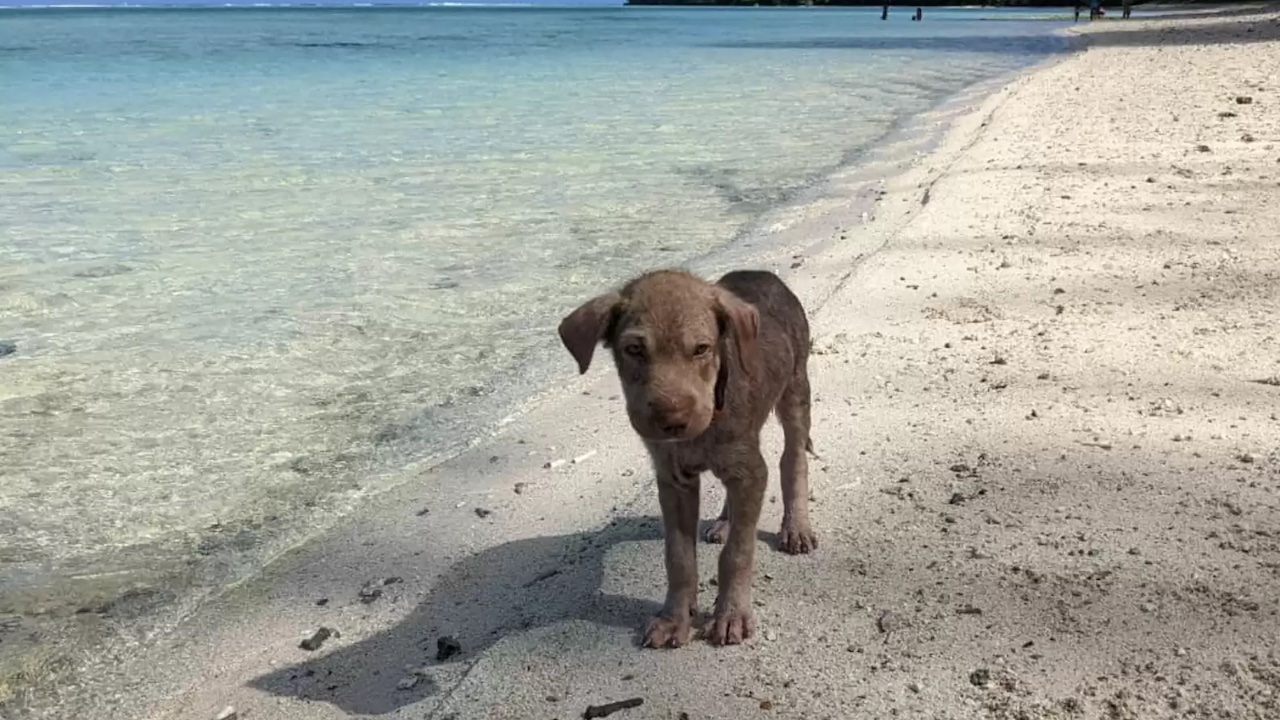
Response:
[[558, 268, 816, 648]]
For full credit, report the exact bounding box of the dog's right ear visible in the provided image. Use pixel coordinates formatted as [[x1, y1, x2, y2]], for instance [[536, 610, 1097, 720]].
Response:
[[558, 292, 622, 375]]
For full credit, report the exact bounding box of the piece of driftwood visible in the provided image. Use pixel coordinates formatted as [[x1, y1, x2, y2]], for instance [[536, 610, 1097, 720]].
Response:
[[582, 697, 644, 719]]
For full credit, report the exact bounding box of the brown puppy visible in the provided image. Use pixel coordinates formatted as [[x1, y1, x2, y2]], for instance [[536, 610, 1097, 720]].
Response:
[[558, 269, 816, 648]]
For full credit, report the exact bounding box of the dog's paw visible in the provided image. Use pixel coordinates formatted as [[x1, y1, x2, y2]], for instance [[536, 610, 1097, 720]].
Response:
[[703, 603, 754, 646], [642, 613, 693, 649], [778, 520, 818, 555], [704, 519, 731, 544]]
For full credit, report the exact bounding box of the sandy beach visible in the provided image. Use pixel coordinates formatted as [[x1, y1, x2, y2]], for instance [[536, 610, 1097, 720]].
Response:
[[7, 5, 1280, 719]]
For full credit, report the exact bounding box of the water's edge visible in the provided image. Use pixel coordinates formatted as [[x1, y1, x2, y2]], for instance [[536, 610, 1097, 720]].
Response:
[[0, 30, 1076, 714]]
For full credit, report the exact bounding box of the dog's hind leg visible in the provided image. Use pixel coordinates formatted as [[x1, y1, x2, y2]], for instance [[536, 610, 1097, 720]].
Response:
[[775, 368, 818, 555]]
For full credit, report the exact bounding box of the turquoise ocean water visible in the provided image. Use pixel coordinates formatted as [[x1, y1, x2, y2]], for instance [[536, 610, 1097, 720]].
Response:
[[0, 6, 1066, 620]]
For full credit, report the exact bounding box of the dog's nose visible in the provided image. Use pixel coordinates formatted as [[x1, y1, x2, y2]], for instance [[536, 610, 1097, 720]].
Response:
[[650, 397, 696, 437]]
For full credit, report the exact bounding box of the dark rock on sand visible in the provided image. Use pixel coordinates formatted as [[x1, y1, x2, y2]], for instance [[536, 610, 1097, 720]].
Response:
[[436, 635, 462, 661], [358, 583, 383, 604], [300, 627, 337, 651]]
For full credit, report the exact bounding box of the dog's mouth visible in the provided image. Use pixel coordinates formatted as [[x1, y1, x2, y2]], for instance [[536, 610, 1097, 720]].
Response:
[[630, 411, 715, 444]]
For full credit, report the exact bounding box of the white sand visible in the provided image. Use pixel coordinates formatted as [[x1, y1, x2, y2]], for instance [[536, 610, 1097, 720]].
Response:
[[10, 6, 1280, 719]]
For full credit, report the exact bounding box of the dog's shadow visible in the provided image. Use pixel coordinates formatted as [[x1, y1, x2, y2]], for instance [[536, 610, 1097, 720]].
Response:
[[252, 514, 760, 715], [251, 515, 783, 715]]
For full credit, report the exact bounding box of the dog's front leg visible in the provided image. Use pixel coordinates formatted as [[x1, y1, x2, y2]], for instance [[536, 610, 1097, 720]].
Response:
[[706, 444, 767, 646], [643, 455, 700, 649]]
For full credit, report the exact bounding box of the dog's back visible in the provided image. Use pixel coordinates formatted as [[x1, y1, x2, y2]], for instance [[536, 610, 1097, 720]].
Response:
[[716, 270, 810, 381]]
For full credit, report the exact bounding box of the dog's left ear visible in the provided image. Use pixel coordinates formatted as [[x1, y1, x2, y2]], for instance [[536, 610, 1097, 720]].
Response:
[[713, 287, 759, 374], [558, 292, 622, 375]]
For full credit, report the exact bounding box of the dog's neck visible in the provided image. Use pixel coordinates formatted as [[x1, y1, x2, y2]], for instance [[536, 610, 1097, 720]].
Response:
[[712, 359, 729, 420]]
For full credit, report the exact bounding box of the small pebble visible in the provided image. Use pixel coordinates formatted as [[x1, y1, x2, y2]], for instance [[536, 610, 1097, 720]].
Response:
[[474, 507, 493, 519], [759, 700, 774, 710], [514, 482, 528, 494], [908, 681, 923, 694], [396, 676, 420, 691], [764, 629, 779, 642], [1141, 602, 1158, 614], [876, 611, 902, 634], [214, 707, 238, 720], [969, 668, 991, 687]]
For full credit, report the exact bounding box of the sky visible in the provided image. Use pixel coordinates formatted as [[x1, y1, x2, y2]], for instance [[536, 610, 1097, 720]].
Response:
[[0, 0, 622, 5]]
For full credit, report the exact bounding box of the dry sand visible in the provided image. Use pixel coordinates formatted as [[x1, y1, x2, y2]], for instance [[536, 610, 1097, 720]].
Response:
[[7, 6, 1280, 720]]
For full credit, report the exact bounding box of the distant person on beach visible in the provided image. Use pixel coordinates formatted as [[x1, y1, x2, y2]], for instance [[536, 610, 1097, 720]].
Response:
[[1074, 0, 1082, 21], [913, 7, 923, 20], [1122, 0, 1132, 19], [881, 4, 888, 20], [1089, 0, 1101, 20]]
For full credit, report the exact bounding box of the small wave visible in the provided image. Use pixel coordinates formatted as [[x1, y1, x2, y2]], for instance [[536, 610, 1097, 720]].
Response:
[[293, 40, 383, 47]]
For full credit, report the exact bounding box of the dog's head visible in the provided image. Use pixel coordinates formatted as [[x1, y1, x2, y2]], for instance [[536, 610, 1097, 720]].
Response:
[[558, 270, 758, 443]]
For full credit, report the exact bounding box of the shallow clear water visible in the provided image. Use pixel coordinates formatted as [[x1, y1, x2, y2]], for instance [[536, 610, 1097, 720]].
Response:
[[0, 6, 1065, 612]]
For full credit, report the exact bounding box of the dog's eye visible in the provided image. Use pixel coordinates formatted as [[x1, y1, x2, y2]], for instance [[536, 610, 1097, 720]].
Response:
[[693, 343, 711, 357], [624, 344, 645, 358]]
